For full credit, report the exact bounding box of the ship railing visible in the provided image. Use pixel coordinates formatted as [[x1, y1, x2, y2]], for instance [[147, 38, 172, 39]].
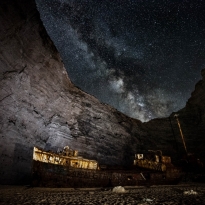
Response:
[[134, 159, 166, 172], [33, 147, 98, 170]]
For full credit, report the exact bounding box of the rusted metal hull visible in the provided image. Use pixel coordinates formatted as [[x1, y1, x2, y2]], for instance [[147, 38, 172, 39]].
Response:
[[31, 160, 181, 188]]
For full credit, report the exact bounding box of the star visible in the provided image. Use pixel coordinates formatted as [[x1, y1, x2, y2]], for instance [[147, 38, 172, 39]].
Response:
[[36, 0, 205, 121]]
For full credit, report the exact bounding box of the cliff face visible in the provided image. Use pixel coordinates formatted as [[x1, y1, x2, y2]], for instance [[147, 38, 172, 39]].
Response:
[[0, 0, 205, 185], [0, 0, 148, 184], [177, 69, 205, 157], [144, 69, 205, 160]]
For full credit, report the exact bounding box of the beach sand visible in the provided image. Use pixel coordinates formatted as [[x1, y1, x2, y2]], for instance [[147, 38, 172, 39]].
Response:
[[0, 184, 205, 205]]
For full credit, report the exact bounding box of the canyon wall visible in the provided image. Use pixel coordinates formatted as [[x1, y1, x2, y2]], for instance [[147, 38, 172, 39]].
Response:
[[144, 69, 205, 160], [0, 0, 204, 185], [0, 0, 148, 184]]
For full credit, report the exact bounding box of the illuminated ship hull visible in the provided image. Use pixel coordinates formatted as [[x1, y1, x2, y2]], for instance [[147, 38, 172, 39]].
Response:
[[31, 147, 182, 188]]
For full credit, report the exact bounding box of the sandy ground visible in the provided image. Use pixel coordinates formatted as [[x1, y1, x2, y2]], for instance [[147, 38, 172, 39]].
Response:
[[0, 184, 205, 205]]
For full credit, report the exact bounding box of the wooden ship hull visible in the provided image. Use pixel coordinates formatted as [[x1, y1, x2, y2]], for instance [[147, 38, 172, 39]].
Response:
[[31, 147, 182, 188]]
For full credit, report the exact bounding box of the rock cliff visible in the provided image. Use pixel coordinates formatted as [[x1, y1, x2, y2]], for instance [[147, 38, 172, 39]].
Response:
[[144, 69, 205, 160], [0, 0, 204, 185], [0, 0, 148, 184]]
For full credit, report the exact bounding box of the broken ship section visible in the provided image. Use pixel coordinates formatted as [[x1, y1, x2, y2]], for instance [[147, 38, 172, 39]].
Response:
[[32, 147, 182, 187]]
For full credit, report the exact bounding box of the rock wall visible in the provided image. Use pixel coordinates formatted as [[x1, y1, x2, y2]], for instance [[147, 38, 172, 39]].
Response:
[[177, 69, 205, 157], [144, 69, 205, 160], [0, 0, 148, 184]]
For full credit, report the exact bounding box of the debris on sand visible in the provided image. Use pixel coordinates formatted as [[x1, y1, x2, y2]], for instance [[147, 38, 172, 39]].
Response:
[[112, 186, 126, 193], [183, 190, 197, 195]]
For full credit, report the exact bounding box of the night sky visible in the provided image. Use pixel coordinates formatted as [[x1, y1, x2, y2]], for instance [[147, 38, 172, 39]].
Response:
[[36, 0, 205, 122]]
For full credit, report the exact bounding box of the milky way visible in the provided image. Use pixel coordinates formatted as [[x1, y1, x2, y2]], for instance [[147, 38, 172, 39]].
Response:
[[36, 0, 205, 122]]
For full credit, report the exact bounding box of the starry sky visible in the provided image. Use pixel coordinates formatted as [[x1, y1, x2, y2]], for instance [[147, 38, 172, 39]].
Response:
[[36, 0, 205, 122]]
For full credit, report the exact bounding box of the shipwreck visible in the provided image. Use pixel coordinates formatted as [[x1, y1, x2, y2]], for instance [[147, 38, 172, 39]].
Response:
[[32, 146, 182, 188]]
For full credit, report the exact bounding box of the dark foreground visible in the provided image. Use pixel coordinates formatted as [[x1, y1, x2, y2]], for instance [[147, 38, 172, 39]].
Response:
[[0, 184, 205, 205]]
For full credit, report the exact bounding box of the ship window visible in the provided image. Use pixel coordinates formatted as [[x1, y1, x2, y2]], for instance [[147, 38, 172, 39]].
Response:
[[137, 154, 143, 159]]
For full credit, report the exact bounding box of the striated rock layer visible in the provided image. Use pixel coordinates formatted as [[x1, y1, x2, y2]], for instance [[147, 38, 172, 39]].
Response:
[[0, 0, 148, 184], [0, 0, 205, 185]]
